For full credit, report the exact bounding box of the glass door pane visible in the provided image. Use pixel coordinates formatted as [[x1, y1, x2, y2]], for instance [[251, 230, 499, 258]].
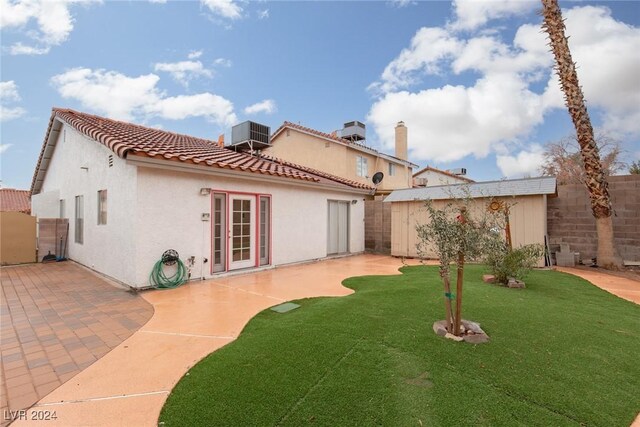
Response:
[[229, 195, 255, 270]]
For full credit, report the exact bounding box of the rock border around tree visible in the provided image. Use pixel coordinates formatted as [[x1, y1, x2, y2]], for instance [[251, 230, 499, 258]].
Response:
[[433, 319, 490, 344]]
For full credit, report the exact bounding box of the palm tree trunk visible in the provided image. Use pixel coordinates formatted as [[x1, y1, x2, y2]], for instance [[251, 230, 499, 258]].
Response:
[[541, 0, 622, 269]]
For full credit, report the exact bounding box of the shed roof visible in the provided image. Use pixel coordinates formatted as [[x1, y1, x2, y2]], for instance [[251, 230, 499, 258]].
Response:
[[384, 176, 557, 202], [0, 189, 31, 214], [31, 109, 374, 194]]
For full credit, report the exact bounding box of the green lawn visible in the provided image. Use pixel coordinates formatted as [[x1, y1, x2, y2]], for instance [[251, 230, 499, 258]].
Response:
[[160, 265, 640, 426]]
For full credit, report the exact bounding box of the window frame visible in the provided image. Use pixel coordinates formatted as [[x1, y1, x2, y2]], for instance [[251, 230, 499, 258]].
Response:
[[97, 189, 107, 225], [75, 195, 84, 244], [356, 156, 368, 177]]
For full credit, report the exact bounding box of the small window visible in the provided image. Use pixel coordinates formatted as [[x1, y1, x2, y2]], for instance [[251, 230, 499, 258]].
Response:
[[356, 156, 368, 177], [75, 195, 84, 244], [388, 163, 396, 176], [98, 190, 107, 225], [59, 199, 65, 218]]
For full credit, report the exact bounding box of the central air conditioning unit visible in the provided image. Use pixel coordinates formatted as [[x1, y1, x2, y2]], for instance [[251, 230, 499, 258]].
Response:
[[229, 121, 271, 152], [449, 168, 467, 176], [340, 121, 366, 142]]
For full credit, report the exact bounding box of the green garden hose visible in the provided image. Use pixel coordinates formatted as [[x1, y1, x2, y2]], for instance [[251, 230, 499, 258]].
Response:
[[149, 257, 187, 289]]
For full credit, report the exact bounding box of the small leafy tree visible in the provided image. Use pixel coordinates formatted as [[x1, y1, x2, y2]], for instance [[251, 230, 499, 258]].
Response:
[[484, 240, 544, 285], [630, 161, 640, 175], [416, 198, 496, 336]]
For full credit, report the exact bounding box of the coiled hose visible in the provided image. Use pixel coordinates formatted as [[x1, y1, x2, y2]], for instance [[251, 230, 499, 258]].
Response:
[[149, 250, 187, 289]]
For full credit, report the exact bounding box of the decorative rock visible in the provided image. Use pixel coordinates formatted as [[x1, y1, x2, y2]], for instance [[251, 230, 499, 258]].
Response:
[[461, 319, 483, 334], [482, 274, 496, 284], [463, 333, 490, 344], [507, 278, 526, 289], [432, 320, 448, 336], [444, 332, 464, 342]]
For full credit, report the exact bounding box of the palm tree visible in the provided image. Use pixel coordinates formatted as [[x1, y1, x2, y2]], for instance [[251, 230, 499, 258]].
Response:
[[541, 0, 622, 269]]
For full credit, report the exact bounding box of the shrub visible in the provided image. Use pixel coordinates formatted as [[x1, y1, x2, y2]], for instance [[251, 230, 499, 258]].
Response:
[[485, 242, 545, 285]]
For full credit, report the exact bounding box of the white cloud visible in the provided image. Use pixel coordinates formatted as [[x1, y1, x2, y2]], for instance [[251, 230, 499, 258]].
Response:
[[0, 144, 12, 154], [154, 60, 213, 86], [8, 42, 50, 55], [449, 0, 537, 31], [201, 0, 242, 20], [0, 81, 21, 102], [368, 73, 545, 163], [496, 144, 545, 178], [0, 81, 26, 122], [257, 9, 269, 20], [149, 93, 237, 126], [389, 0, 415, 8], [243, 99, 277, 115], [542, 6, 640, 135], [188, 50, 203, 59], [214, 57, 232, 67], [368, 27, 462, 94], [1, 0, 99, 55], [51, 67, 237, 127], [368, 5, 640, 165]]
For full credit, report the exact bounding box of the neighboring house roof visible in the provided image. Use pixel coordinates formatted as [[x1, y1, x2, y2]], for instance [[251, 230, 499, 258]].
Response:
[[413, 165, 475, 183], [384, 176, 557, 202], [271, 121, 418, 168], [31, 109, 374, 194], [0, 189, 31, 214]]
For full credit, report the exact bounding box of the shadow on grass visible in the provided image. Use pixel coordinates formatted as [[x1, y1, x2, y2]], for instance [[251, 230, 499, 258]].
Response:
[[160, 265, 640, 426]]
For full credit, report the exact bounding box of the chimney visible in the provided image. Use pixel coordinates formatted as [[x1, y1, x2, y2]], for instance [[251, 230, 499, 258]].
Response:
[[395, 121, 407, 161], [217, 134, 224, 148]]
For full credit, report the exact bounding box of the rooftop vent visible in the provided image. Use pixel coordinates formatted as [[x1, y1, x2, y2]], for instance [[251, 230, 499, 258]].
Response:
[[230, 121, 271, 152], [341, 121, 366, 142], [449, 168, 467, 176]]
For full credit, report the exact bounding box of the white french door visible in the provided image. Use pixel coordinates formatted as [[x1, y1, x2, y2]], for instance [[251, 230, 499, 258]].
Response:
[[229, 195, 255, 270], [327, 200, 349, 255]]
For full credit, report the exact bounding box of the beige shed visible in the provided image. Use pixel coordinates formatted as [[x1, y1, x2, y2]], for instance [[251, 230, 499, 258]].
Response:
[[385, 177, 557, 266]]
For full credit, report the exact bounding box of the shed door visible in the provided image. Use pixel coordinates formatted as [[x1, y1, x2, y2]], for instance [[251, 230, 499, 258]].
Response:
[[327, 201, 349, 255]]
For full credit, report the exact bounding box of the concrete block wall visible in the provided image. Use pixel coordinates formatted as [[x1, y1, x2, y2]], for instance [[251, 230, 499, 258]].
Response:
[[364, 200, 392, 254], [547, 175, 640, 262]]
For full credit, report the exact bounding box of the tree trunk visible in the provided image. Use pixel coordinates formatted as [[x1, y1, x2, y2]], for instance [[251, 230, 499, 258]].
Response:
[[442, 274, 454, 333], [454, 252, 464, 336], [596, 216, 622, 269], [541, 0, 622, 269]]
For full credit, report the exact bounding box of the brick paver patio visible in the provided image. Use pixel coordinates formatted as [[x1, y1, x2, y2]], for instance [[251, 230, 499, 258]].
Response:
[[0, 262, 153, 425]]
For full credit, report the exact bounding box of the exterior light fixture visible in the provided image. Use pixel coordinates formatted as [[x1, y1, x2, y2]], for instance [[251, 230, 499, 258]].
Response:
[[200, 188, 211, 195], [351, 200, 358, 205]]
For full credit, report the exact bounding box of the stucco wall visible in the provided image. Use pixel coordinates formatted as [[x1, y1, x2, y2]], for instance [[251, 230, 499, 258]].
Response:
[[32, 122, 138, 284], [414, 170, 470, 186], [134, 166, 365, 287], [267, 129, 412, 191], [31, 190, 60, 219], [389, 195, 547, 266]]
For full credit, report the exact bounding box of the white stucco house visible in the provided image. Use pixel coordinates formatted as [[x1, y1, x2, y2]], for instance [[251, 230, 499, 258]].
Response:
[[31, 109, 372, 288]]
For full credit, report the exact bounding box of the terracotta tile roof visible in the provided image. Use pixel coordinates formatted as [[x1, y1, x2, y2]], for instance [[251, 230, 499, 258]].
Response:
[[413, 165, 475, 183], [0, 189, 31, 214], [272, 121, 417, 167], [31, 109, 373, 193]]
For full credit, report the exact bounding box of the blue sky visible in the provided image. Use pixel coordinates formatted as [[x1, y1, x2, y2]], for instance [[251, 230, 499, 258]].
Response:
[[1, 0, 639, 189]]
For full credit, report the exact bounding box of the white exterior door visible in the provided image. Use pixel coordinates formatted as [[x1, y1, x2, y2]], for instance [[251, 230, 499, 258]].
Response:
[[229, 195, 255, 270], [327, 201, 349, 255]]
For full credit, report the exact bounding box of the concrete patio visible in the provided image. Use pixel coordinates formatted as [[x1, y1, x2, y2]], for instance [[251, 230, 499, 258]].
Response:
[[3, 256, 638, 426]]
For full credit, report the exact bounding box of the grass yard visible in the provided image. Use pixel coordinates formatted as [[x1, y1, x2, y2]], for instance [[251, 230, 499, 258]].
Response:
[[160, 265, 640, 426]]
